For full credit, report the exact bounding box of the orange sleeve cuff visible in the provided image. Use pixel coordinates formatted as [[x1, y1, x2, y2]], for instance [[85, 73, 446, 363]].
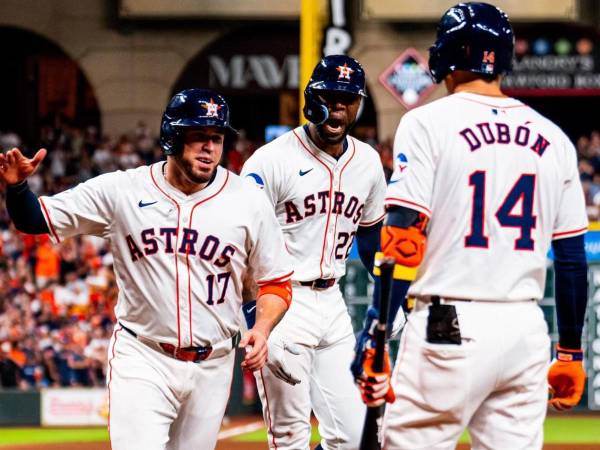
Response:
[[258, 280, 292, 308]]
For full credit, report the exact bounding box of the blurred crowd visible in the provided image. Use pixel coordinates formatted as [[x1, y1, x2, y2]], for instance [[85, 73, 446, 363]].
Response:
[[4, 116, 595, 390], [576, 130, 600, 220]]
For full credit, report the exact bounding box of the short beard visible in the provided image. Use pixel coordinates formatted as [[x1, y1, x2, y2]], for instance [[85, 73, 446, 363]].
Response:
[[173, 153, 213, 185]]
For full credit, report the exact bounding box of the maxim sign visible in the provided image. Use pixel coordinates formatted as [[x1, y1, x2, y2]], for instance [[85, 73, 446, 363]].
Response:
[[208, 55, 299, 90]]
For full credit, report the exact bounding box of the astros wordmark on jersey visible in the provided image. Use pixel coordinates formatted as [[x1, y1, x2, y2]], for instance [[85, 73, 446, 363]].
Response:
[[243, 125, 386, 282], [38, 163, 292, 347], [386, 91, 588, 301]]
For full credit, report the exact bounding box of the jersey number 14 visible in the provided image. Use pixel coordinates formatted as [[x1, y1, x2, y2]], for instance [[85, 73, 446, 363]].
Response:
[[465, 171, 536, 250]]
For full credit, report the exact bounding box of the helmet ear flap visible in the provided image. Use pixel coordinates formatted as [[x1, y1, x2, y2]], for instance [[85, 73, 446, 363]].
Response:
[[303, 87, 329, 125], [159, 118, 183, 155]]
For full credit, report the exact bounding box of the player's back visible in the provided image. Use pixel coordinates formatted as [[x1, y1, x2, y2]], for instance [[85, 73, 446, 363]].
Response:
[[388, 92, 587, 301]]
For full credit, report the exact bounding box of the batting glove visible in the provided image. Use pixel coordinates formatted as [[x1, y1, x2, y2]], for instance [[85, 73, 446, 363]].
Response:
[[350, 306, 378, 380], [358, 347, 395, 407], [243, 301, 301, 386], [266, 337, 302, 386], [548, 346, 585, 411], [351, 307, 395, 406]]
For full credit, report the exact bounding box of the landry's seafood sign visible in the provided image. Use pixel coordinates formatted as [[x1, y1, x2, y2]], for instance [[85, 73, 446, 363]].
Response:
[[503, 23, 600, 96]]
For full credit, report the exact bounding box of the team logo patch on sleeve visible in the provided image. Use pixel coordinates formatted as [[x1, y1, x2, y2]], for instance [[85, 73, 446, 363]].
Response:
[[245, 173, 265, 189], [389, 153, 409, 184], [397, 153, 408, 172]]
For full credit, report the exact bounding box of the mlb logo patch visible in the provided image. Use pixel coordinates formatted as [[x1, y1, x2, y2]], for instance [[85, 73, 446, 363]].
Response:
[[202, 98, 221, 118], [337, 63, 354, 80]]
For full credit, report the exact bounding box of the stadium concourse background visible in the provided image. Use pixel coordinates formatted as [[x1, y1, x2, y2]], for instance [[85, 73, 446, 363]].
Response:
[[2, 0, 600, 448]]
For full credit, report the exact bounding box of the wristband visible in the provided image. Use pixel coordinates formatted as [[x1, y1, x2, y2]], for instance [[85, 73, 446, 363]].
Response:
[[556, 346, 583, 362]]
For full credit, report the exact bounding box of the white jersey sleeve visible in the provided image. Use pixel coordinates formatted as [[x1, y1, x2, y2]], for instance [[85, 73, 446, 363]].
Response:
[[552, 141, 588, 240], [241, 150, 282, 208], [39, 172, 118, 243], [386, 113, 436, 217], [359, 149, 387, 227], [248, 189, 293, 285]]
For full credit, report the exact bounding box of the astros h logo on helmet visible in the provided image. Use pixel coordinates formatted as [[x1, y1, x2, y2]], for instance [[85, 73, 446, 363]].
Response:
[[336, 63, 354, 80], [202, 98, 221, 118]]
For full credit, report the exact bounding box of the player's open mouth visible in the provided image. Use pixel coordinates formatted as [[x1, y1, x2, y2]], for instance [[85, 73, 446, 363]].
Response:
[[323, 118, 344, 135], [195, 157, 212, 168]]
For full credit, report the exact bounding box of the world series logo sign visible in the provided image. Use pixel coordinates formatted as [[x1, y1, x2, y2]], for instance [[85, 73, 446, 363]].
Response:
[[379, 48, 435, 110]]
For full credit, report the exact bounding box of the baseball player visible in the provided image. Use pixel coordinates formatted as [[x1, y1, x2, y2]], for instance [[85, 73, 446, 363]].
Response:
[[241, 55, 387, 450], [0, 89, 294, 450], [353, 3, 589, 450]]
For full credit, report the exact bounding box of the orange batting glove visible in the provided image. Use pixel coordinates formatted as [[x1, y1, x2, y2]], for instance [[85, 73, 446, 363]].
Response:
[[548, 346, 585, 411], [357, 347, 395, 407]]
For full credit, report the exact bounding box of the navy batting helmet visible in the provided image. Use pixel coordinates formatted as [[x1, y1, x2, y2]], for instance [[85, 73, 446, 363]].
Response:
[[303, 55, 367, 125], [159, 88, 237, 155], [428, 2, 514, 84]]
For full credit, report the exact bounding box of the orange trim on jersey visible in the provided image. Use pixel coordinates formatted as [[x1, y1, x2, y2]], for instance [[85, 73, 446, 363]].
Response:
[[38, 197, 60, 243], [456, 94, 528, 109], [260, 369, 278, 450], [294, 129, 334, 279], [150, 163, 183, 348], [385, 197, 432, 217], [552, 226, 588, 239], [107, 325, 123, 444], [256, 270, 294, 286], [187, 170, 230, 345], [328, 139, 356, 264], [360, 212, 386, 227]]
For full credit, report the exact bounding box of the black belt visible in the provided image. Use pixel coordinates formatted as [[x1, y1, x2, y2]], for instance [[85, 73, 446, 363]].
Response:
[[119, 322, 240, 363], [299, 278, 336, 290]]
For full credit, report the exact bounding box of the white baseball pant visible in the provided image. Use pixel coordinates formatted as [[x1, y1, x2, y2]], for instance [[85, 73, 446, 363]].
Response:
[[383, 299, 550, 450], [107, 326, 235, 450], [255, 283, 366, 450]]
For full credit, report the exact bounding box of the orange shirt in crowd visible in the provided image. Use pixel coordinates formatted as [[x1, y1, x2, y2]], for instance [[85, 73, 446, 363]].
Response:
[[35, 238, 60, 281]]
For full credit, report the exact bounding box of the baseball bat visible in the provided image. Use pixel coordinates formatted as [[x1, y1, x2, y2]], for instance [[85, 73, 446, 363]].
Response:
[[359, 258, 395, 450]]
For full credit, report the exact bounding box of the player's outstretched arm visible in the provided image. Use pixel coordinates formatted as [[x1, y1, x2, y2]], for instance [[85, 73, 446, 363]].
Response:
[[240, 281, 292, 372], [0, 147, 46, 185], [548, 234, 588, 411], [1, 148, 50, 235]]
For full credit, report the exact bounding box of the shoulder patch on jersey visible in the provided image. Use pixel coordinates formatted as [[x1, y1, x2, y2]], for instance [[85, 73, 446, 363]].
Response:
[[389, 152, 409, 185], [245, 172, 265, 189], [397, 152, 408, 172]]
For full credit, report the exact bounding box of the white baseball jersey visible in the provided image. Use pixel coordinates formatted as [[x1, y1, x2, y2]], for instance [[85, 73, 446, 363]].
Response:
[[39, 163, 292, 348], [387, 92, 588, 301], [241, 126, 387, 281]]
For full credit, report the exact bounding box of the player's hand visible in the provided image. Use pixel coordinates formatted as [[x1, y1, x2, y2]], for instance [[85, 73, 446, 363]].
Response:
[[0, 147, 47, 185], [239, 328, 268, 371], [357, 348, 395, 407], [357, 373, 392, 407], [548, 346, 585, 411], [266, 337, 301, 386]]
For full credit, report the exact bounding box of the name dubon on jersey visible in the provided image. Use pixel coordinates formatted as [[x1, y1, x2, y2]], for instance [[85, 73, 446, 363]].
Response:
[[242, 126, 386, 281], [39, 164, 292, 348], [387, 92, 588, 301]]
